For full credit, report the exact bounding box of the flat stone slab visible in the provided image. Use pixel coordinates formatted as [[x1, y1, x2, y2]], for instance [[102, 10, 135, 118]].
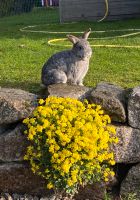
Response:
[[128, 86, 140, 129], [41, 84, 92, 101], [112, 125, 140, 163], [0, 88, 37, 125], [121, 164, 140, 199], [0, 163, 50, 196], [88, 82, 127, 123], [0, 124, 28, 162]]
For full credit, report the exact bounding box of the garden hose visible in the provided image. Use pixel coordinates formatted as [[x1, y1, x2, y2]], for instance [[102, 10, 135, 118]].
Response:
[[20, 25, 140, 38], [20, 25, 140, 48], [47, 38, 140, 49], [98, 0, 109, 22]]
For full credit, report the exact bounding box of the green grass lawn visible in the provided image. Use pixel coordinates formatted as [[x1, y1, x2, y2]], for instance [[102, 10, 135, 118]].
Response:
[[0, 8, 140, 93]]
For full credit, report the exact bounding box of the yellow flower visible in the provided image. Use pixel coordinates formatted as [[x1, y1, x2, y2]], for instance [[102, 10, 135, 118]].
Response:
[[47, 182, 53, 189], [36, 125, 43, 133], [23, 118, 29, 124], [39, 99, 45, 105], [42, 119, 50, 129], [110, 160, 116, 165], [61, 160, 70, 173], [110, 171, 115, 176], [114, 137, 119, 143], [49, 145, 55, 153], [46, 130, 52, 137], [40, 109, 47, 117], [28, 133, 34, 140], [30, 118, 35, 124], [105, 177, 109, 182], [67, 179, 73, 186], [23, 96, 118, 195]]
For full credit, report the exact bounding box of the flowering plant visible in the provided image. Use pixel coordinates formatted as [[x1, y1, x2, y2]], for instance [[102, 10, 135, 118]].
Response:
[[23, 96, 118, 197]]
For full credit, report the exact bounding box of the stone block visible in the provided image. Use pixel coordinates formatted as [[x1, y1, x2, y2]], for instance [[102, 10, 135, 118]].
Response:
[[121, 164, 140, 199], [112, 125, 140, 163], [88, 82, 127, 123], [0, 124, 28, 162], [0, 163, 50, 196], [0, 88, 37, 125]]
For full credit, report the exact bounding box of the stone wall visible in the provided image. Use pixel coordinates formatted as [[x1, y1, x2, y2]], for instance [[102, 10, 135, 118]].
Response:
[[0, 82, 140, 199]]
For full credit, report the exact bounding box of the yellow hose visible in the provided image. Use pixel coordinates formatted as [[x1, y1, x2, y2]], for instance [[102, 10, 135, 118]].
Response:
[[98, 0, 109, 22], [20, 25, 140, 48], [48, 38, 140, 49]]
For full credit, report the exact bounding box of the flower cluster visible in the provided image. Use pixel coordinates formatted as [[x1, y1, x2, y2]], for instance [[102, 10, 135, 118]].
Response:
[[23, 96, 118, 195]]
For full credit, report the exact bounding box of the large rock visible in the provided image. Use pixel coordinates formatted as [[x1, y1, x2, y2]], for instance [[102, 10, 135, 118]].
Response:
[[0, 124, 28, 162], [112, 125, 140, 163], [0, 88, 38, 125], [41, 84, 92, 101], [128, 86, 140, 129], [88, 82, 127, 123], [121, 164, 140, 199], [0, 163, 51, 196], [74, 183, 106, 200]]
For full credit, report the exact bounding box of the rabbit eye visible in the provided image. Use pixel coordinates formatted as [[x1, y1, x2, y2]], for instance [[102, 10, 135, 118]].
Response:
[[79, 46, 82, 50]]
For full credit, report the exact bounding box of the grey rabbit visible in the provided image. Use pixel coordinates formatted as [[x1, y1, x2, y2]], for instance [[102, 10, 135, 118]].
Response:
[[41, 28, 92, 86]]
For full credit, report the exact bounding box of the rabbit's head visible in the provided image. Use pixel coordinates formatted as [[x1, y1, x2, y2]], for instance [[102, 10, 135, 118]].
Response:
[[67, 28, 92, 60]]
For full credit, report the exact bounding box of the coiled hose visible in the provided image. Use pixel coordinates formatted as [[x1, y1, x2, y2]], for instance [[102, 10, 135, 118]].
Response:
[[98, 0, 109, 22]]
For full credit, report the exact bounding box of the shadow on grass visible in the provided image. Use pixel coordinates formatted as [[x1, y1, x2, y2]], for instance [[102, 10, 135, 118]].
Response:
[[0, 81, 41, 94]]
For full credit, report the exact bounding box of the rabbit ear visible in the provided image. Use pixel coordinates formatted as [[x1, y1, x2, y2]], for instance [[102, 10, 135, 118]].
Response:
[[82, 28, 91, 40], [67, 35, 79, 44]]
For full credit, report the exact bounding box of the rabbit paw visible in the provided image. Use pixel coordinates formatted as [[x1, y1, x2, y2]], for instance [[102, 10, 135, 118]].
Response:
[[78, 83, 84, 86], [77, 81, 84, 86]]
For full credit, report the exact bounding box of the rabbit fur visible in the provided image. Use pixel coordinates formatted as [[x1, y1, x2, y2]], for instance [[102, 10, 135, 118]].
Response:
[[41, 29, 92, 86]]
